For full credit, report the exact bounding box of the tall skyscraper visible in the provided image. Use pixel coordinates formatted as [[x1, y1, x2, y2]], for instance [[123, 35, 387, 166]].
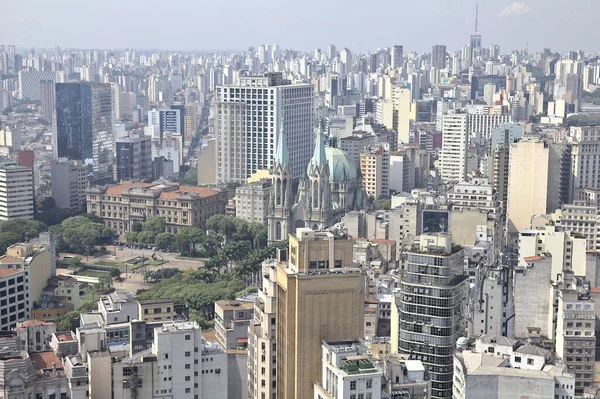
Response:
[[328, 44, 337, 60], [392, 233, 468, 399], [506, 137, 549, 236], [275, 228, 364, 399], [55, 82, 114, 176], [431, 45, 447, 70], [0, 164, 34, 220], [115, 133, 153, 182], [18, 70, 55, 101], [40, 79, 55, 123], [215, 72, 314, 183], [469, 3, 482, 66], [488, 122, 523, 212], [391, 45, 404, 69], [439, 112, 468, 182]]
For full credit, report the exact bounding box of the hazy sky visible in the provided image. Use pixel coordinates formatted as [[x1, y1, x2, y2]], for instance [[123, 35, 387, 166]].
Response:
[[1, 0, 597, 54]]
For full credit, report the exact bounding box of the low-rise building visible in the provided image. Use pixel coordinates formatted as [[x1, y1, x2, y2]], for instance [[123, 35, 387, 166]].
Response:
[[453, 335, 574, 399], [112, 321, 228, 399], [14, 320, 56, 352], [313, 341, 383, 399], [382, 354, 431, 399], [86, 182, 227, 236], [138, 299, 175, 322], [0, 240, 55, 314], [98, 291, 139, 325]]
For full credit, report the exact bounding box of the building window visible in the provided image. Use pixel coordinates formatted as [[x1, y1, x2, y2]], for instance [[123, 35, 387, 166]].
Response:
[[527, 358, 534, 365], [514, 356, 521, 363], [350, 381, 356, 390], [366, 379, 372, 388], [185, 335, 191, 340]]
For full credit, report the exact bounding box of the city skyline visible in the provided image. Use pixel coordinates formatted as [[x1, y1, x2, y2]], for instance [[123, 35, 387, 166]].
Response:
[[2, 0, 598, 53]]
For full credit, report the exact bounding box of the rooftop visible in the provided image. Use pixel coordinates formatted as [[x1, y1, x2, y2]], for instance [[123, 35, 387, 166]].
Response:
[[29, 351, 62, 374], [216, 300, 254, 311]]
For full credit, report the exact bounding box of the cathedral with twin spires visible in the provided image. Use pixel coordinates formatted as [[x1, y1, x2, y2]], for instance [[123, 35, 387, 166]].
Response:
[[267, 120, 365, 242]]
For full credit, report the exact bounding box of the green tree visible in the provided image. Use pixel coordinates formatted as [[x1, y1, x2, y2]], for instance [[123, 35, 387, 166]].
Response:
[[131, 222, 143, 232], [155, 232, 176, 250], [142, 216, 166, 236], [57, 311, 81, 332], [138, 231, 156, 245], [0, 219, 46, 242], [0, 232, 21, 254], [68, 257, 84, 271], [110, 268, 121, 278], [206, 215, 236, 240], [101, 227, 114, 241], [180, 167, 198, 186], [373, 199, 391, 210], [126, 231, 139, 243]]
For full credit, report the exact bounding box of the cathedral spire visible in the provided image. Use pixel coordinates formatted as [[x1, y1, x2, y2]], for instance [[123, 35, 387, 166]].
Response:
[[312, 119, 327, 169], [275, 115, 289, 167]]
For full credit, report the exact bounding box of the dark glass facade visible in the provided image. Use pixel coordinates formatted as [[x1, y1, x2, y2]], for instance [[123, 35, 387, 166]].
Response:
[[56, 82, 113, 175], [56, 83, 92, 162], [116, 142, 134, 181]]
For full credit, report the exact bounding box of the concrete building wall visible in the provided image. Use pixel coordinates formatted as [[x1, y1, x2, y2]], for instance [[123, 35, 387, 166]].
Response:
[[276, 268, 364, 399], [513, 257, 553, 339], [506, 138, 549, 235]]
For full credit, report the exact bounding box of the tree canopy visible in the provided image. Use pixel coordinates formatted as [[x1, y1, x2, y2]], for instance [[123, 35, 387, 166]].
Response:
[[49, 215, 113, 254], [565, 114, 600, 127]]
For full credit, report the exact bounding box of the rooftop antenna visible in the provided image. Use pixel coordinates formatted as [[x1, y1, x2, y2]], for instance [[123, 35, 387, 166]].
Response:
[[475, 2, 479, 33]]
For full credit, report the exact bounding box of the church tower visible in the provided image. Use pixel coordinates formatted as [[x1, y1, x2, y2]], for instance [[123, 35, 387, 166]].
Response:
[[303, 121, 331, 230], [268, 117, 292, 242]]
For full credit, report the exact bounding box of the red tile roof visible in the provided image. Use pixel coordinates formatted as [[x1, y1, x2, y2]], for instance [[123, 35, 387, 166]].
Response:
[[160, 186, 219, 199], [371, 239, 396, 245], [0, 268, 22, 277], [523, 256, 544, 262], [30, 351, 62, 371], [18, 320, 54, 327], [106, 182, 153, 195]]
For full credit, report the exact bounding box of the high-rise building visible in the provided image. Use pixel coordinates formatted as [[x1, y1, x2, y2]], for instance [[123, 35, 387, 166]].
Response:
[[51, 158, 88, 212], [469, 3, 482, 66], [248, 258, 279, 399], [214, 72, 314, 183], [392, 86, 411, 144], [487, 123, 523, 212], [506, 137, 549, 236], [275, 228, 364, 399], [391, 45, 404, 69], [439, 112, 469, 182], [0, 164, 34, 220], [392, 233, 468, 399], [554, 273, 595, 395], [55, 82, 114, 176], [360, 145, 389, 199], [115, 133, 153, 182], [564, 126, 600, 203], [431, 45, 447, 70], [40, 79, 55, 123], [18, 70, 55, 101], [148, 108, 182, 140]]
